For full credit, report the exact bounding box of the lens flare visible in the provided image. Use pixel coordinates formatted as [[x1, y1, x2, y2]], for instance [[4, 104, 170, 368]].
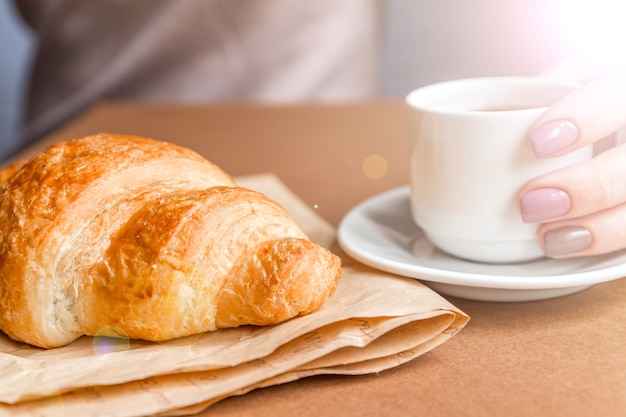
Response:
[[92, 326, 130, 355], [555, 0, 626, 69], [362, 154, 388, 180]]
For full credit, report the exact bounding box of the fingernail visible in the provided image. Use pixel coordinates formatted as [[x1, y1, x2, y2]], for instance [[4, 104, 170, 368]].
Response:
[[544, 226, 592, 257], [520, 188, 571, 222], [529, 120, 578, 157]]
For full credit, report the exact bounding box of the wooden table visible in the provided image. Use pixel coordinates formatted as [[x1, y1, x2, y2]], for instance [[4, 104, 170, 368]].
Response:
[[12, 101, 626, 417]]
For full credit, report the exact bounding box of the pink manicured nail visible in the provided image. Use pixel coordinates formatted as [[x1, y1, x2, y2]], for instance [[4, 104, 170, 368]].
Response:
[[520, 188, 571, 222], [544, 226, 592, 257], [529, 120, 578, 157]]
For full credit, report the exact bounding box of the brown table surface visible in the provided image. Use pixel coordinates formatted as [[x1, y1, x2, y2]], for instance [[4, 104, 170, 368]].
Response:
[[11, 101, 626, 417]]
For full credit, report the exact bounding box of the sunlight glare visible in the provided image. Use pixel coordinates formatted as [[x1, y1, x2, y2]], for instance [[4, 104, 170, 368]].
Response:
[[555, 0, 626, 69]]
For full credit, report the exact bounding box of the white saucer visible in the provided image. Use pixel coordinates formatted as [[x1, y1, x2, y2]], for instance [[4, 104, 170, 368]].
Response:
[[337, 186, 626, 302]]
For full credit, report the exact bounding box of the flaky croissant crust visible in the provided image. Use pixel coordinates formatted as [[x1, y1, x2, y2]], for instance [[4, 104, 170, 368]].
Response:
[[0, 134, 341, 348]]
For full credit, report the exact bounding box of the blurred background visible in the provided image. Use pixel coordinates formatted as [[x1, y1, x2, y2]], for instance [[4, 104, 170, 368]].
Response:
[[0, 0, 34, 159], [0, 0, 570, 161]]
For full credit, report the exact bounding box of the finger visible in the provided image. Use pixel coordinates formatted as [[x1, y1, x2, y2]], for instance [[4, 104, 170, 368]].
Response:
[[519, 143, 626, 222], [537, 203, 626, 258], [529, 73, 626, 158]]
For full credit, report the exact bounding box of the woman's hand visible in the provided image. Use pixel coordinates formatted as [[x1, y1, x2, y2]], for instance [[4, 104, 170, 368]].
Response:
[[519, 72, 626, 258]]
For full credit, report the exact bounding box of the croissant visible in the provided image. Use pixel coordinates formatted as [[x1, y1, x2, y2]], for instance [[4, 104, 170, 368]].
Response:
[[0, 134, 341, 348]]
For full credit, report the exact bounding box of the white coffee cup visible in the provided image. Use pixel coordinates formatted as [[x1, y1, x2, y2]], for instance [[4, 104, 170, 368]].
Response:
[[406, 76, 592, 264]]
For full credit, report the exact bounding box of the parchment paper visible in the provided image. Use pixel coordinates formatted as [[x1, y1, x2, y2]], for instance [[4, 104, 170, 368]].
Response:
[[0, 173, 469, 417]]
